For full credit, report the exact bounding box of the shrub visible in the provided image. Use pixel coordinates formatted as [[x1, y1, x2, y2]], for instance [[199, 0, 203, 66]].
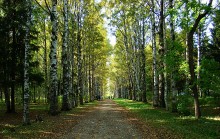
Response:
[[177, 92, 192, 116]]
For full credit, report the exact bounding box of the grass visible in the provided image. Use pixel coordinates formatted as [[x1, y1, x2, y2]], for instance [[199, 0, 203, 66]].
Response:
[[114, 98, 220, 139], [0, 101, 98, 139]]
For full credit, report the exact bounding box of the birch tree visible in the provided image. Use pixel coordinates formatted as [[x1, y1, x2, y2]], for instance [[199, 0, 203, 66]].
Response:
[[151, 0, 159, 107], [49, 0, 59, 115], [76, 2, 83, 105], [61, 0, 71, 111], [23, 0, 32, 125], [158, 0, 166, 108]]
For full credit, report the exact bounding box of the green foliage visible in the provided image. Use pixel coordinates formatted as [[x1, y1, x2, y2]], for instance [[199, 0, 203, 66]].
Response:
[[177, 93, 193, 116], [200, 58, 220, 95]]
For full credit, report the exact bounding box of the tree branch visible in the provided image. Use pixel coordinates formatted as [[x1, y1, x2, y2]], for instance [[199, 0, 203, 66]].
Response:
[[33, 0, 50, 15], [189, 0, 213, 34], [44, 0, 52, 16]]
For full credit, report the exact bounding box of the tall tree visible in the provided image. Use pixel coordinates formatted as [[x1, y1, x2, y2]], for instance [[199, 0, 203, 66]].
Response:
[[76, 1, 83, 105], [140, 17, 147, 103], [158, 0, 166, 108], [151, 0, 159, 107], [49, 0, 59, 115], [23, 0, 32, 125], [187, 0, 213, 118], [61, 0, 71, 111]]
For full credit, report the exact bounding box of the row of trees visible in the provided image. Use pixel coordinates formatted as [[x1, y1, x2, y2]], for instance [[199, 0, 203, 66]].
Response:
[[107, 0, 220, 118], [0, 0, 111, 124]]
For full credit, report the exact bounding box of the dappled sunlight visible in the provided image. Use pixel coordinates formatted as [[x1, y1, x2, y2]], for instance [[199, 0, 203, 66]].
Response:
[[204, 116, 220, 121], [19, 130, 32, 134], [102, 103, 117, 106], [65, 114, 85, 117], [38, 130, 57, 136], [156, 119, 169, 124], [0, 124, 16, 128], [175, 116, 197, 120], [127, 118, 138, 121]]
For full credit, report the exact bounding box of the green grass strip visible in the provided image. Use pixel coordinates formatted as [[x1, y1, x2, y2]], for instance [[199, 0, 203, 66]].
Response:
[[114, 98, 220, 139]]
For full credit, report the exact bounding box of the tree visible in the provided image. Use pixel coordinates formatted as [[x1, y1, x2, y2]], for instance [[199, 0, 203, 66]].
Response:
[[187, 0, 213, 118], [49, 0, 59, 115], [158, 0, 166, 108], [61, 0, 71, 111], [151, 0, 159, 107], [76, 1, 83, 105], [23, 0, 32, 125]]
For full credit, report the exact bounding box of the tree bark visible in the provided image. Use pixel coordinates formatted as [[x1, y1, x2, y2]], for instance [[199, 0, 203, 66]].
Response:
[[158, 0, 165, 108], [141, 18, 147, 103], [49, 0, 59, 116], [61, 0, 71, 111], [44, 18, 49, 103], [187, 0, 213, 118], [23, 0, 31, 125], [11, 26, 16, 113], [151, 0, 159, 107], [197, 26, 201, 97], [77, 5, 83, 105]]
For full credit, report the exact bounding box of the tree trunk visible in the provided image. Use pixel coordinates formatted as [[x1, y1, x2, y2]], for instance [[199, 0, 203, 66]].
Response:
[[158, 0, 165, 108], [84, 55, 89, 103], [70, 14, 76, 108], [61, 0, 71, 111], [23, 0, 31, 125], [3, 38, 10, 113], [187, 0, 213, 118], [44, 18, 49, 103], [11, 27, 16, 113], [77, 10, 83, 105], [197, 26, 202, 97], [49, 0, 59, 116], [151, 0, 159, 107], [141, 18, 147, 103], [4, 85, 10, 113], [89, 55, 92, 102]]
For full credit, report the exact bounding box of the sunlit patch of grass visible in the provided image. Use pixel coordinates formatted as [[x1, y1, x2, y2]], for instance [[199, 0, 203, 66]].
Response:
[[114, 98, 220, 139], [205, 116, 220, 121]]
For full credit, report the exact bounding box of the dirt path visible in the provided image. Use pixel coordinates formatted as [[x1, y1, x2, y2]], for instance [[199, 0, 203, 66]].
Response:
[[60, 99, 144, 139]]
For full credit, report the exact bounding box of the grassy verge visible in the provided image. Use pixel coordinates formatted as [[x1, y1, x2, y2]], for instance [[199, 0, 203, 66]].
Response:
[[0, 101, 97, 139], [114, 99, 220, 139]]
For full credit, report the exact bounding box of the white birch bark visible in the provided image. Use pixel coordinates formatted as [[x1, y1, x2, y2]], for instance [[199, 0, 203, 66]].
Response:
[[197, 27, 201, 97], [61, 0, 71, 111], [151, 0, 159, 107], [49, 0, 59, 115], [23, 0, 31, 125], [158, 0, 165, 108]]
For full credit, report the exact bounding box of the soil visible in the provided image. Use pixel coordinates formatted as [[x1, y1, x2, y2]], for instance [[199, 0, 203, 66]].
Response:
[[0, 99, 180, 139], [58, 99, 178, 139]]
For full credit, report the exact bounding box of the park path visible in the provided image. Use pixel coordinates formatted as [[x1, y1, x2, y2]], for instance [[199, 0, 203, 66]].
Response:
[[59, 99, 145, 139]]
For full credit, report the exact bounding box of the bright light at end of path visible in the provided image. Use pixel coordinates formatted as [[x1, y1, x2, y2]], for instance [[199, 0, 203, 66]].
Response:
[[109, 36, 116, 46], [95, 0, 101, 3]]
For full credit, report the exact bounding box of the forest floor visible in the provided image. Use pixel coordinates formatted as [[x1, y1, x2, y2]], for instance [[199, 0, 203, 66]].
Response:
[[59, 99, 180, 139], [0, 99, 180, 139], [1, 99, 218, 138]]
